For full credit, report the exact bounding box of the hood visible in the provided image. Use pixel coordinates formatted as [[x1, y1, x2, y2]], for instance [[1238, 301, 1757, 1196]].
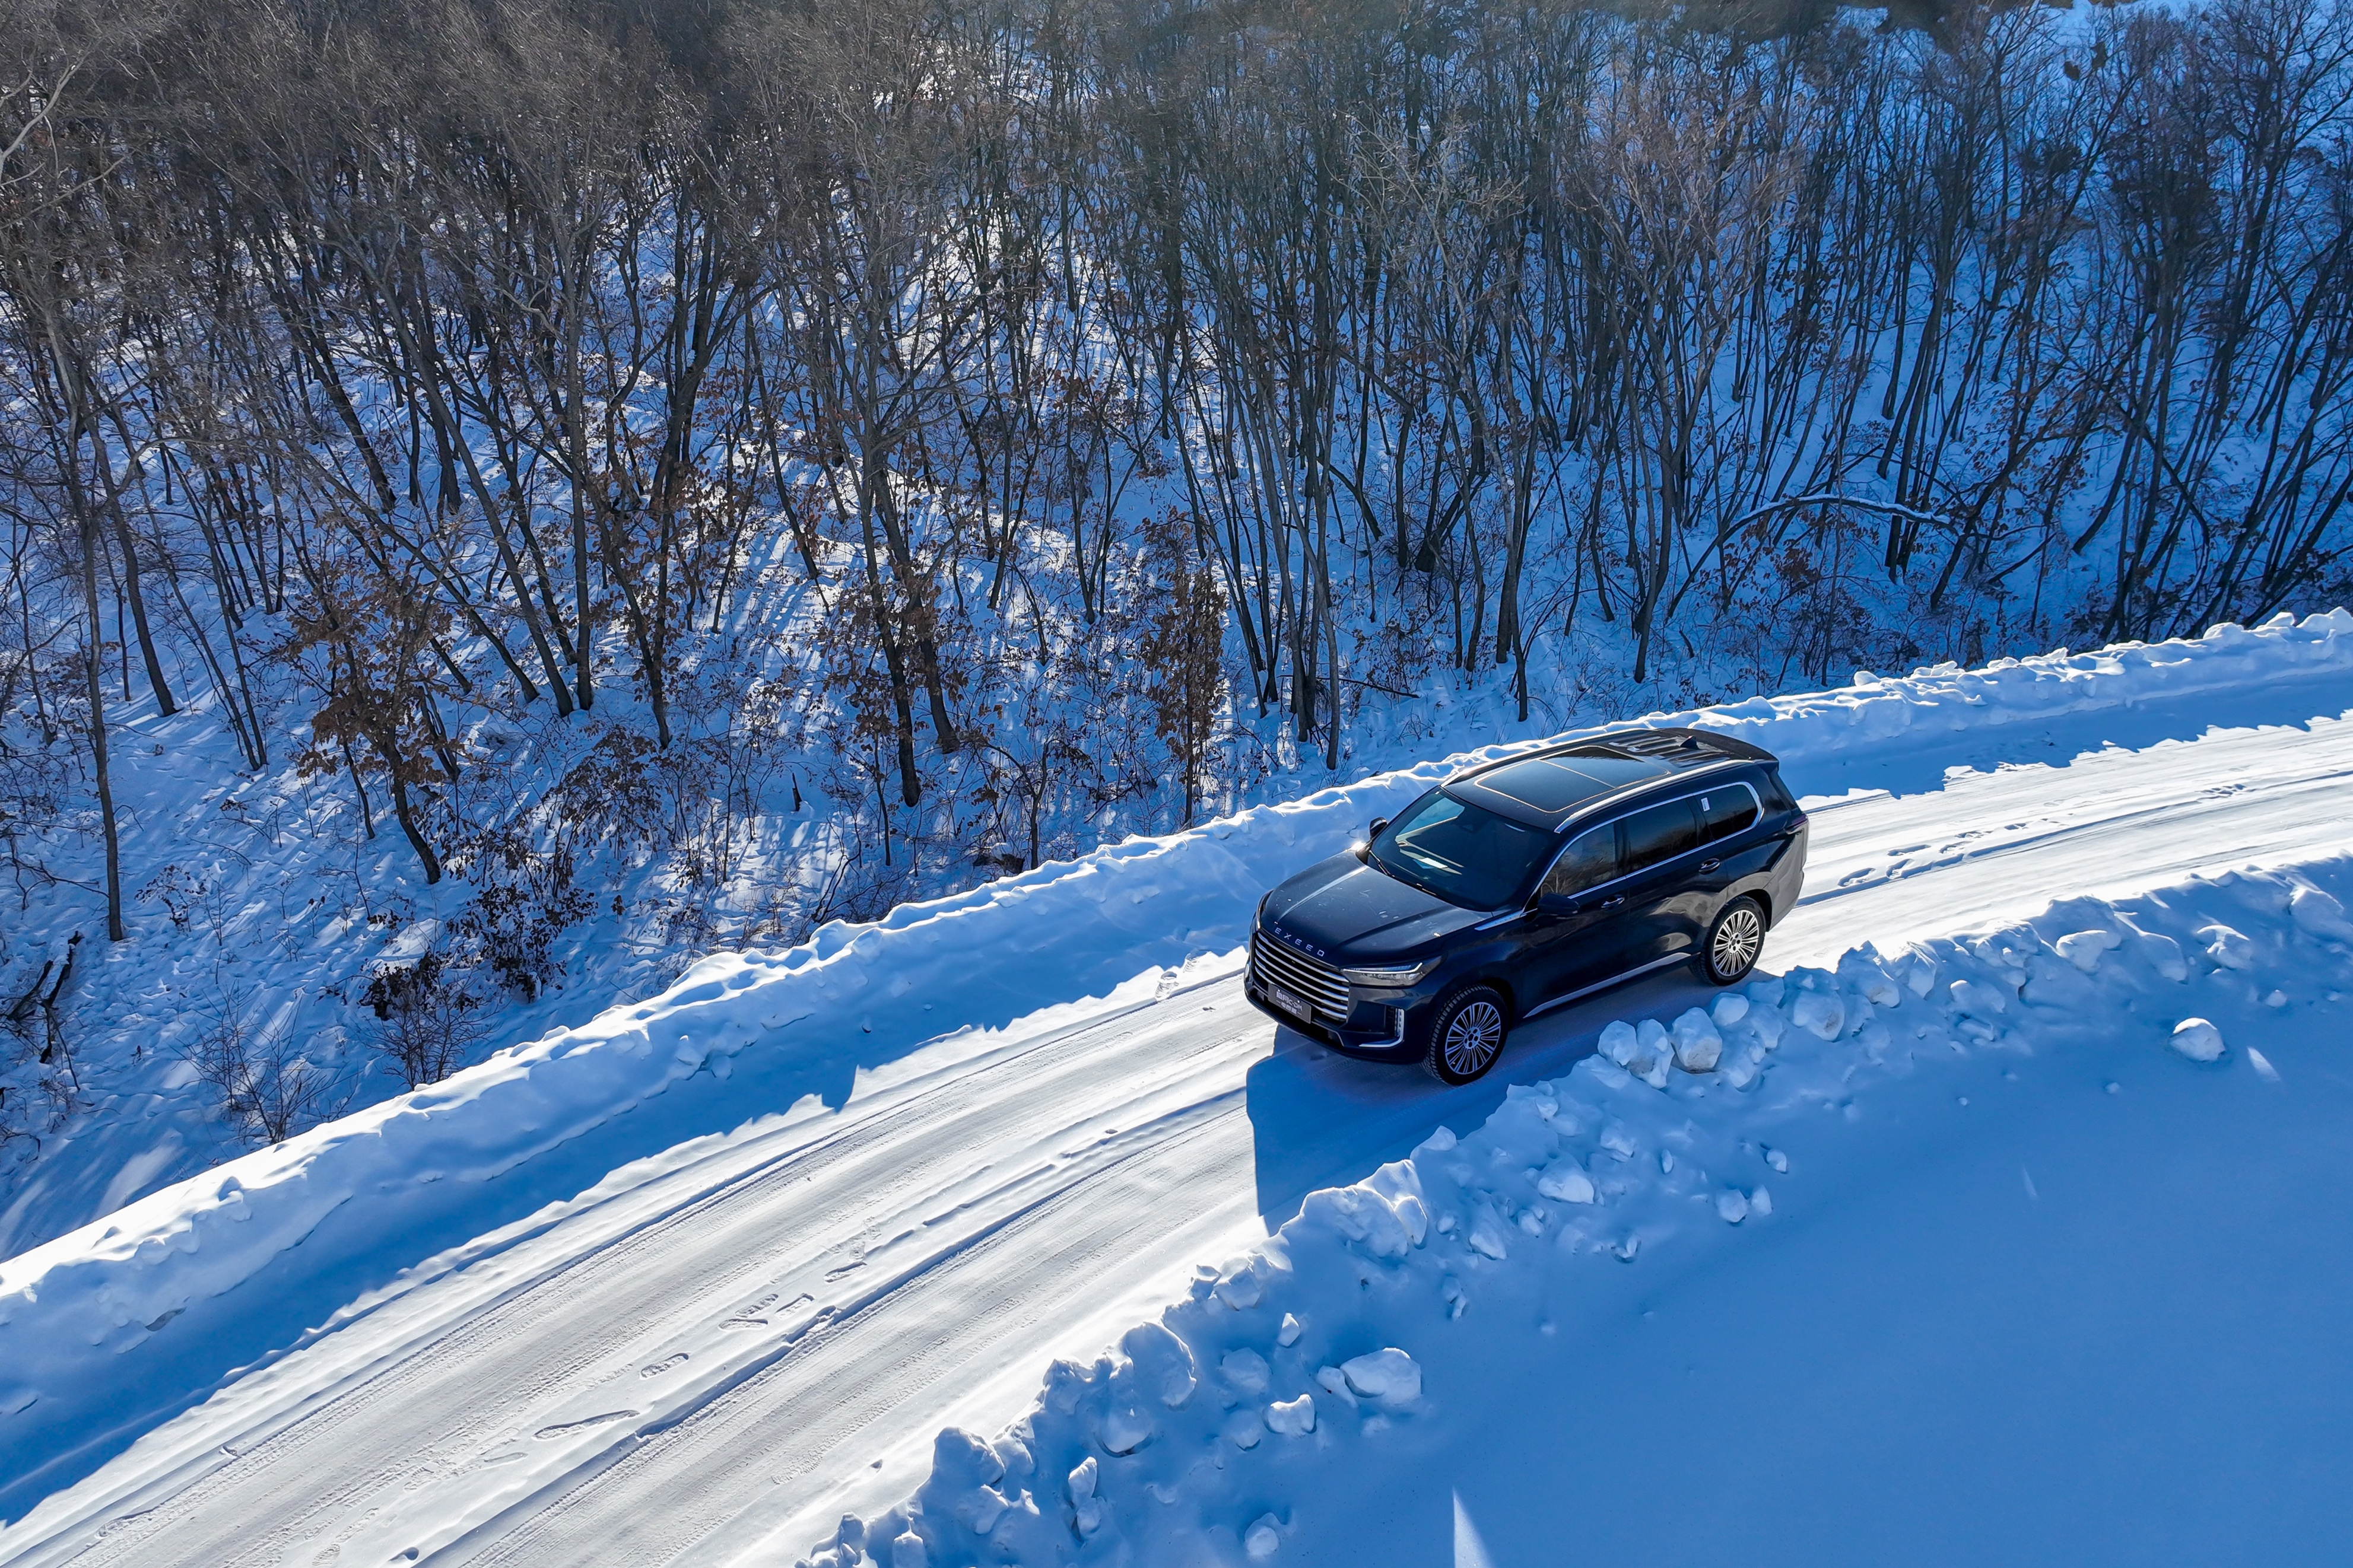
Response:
[[1259, 854, 1488, 963]]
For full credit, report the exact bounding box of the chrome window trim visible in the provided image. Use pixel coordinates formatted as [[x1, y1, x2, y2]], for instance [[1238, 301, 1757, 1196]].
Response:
[[1541, 756, 1746, 832], [1535, 778, 1764, 903]]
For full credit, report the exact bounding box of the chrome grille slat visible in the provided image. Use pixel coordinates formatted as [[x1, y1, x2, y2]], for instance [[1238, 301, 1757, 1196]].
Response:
[[1249, 933, 1351, 1022], [1251, 936, 1347, 1009]]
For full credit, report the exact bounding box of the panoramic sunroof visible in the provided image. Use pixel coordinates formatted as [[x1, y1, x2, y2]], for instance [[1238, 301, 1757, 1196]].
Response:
[[1467, 752, 1669, 814]]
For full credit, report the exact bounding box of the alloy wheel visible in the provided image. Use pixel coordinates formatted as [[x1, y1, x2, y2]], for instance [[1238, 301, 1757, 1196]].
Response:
[[1442, 998, 1506, 1077], [1710, 902, 1764, 980]]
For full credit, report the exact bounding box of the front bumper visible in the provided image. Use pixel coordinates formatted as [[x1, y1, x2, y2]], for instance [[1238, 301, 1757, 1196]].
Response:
[[1241, 973, 1429, 1063]]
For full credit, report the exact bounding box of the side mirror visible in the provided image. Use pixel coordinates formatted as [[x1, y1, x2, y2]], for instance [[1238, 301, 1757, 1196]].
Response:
[[1536, 891, 1579, 915], [1368, 817, 1390, 841]]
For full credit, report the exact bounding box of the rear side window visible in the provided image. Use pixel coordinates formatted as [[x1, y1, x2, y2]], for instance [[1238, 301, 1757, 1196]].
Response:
[[1618, 798, 1700, 872], [1698, 785, 1759, 842], [1757, 769, 1798, 813], [1540, 825, 1618, 898]]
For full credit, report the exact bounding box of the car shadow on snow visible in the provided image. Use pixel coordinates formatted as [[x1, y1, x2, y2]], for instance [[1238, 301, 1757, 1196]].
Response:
[[1242, 965, 1722, 1227]]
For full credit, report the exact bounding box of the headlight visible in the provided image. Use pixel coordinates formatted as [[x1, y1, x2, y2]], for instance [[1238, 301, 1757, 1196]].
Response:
[[1342, 958, 1437, 988]]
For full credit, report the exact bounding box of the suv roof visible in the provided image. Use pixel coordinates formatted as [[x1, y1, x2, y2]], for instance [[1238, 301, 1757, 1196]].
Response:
[[1444, 727, 1775, 831]]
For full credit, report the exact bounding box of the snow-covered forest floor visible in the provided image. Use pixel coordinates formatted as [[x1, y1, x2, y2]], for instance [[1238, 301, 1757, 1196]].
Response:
[[8, 0, 2352, 1259]]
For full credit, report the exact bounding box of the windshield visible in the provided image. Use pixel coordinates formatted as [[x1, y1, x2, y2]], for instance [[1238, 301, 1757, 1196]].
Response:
[[1369, 790, 1555, 909]]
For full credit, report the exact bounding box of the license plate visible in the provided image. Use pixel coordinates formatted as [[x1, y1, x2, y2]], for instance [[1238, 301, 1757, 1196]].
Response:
[[1266, 982, 1314, 1022]]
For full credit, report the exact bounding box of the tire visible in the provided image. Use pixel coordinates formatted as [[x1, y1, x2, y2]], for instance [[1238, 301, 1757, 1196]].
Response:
[[1423, 984, 1510, 1085], [1699, 896, 1767, 986]]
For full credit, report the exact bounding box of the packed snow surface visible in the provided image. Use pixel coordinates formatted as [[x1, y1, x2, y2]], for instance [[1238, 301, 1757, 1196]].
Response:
[[4, 612, 2353, 1564]]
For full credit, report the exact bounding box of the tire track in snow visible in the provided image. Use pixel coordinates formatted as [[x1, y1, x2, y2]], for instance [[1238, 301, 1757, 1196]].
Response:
[[7, 990, 1269, 1568]]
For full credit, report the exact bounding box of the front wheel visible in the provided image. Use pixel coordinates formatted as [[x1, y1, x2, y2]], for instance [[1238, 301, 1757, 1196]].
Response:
[[1424, 985, 1509, 1085], [1700, 896, 1766, 986]]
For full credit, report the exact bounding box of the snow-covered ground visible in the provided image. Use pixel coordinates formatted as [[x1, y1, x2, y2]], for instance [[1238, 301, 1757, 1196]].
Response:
[[4, 613, 2352, 1564]]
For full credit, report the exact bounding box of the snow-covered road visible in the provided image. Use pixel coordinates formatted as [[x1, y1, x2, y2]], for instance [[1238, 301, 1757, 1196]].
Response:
[[7, 688, 2353, 1566]]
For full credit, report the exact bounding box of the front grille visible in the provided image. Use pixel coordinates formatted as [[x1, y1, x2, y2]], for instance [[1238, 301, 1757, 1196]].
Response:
[[1249, 932, 1352, 1023]]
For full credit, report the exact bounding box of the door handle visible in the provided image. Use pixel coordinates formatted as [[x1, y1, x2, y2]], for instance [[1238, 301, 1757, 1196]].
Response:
[[1699, 858, 1722, 872], [1600, 895, 1625, 909]]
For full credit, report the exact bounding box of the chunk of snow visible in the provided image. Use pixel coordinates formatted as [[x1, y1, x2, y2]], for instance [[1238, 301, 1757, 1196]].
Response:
[[2290, 885, 2353, 941], [1716, 1191, 1750, 1224], [1671, 1009, 1723, 1073], [1214, 1265, 1263, 1310], [1341, 1348, 1423, 1407], [2056, 930, 2121, 972], [1068, 1457, 1102, 1535], [1221, 1348, 1271, 1396], [1710, 993, 1749, 1026], [1902, 955, 1938, 997], [1791, 991, 1845, 1040], [2248, 1048, 2282, 1083], [1120, 1322, 1197, 1407], [2197, 924, 2256, 969], [1222, 1408, 1265, 1449], [2136, 930, 2190, 981], [1599, 1020, 1639, 1067], [2169, 1018, 2226, 1063], [892, 1531, 929, 1568], [1098, 1402, 1155, 1454], [1742, 1006, 1786, 1051], [1465, 1210, 1510, 1260], [1949, 978, 2007, 1017], [1245, 1514, 1283, 1558], [1301, 1186, 1415, 1259], [1536, 1161, 1596, 1204], [1277, 1312, 1303, 1347], [1265, 1394, 1315, 1436], [920, 1433, 1008, 1537]]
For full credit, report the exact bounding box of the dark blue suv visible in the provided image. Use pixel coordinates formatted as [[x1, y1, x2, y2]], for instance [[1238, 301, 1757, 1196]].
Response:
[[1245, 729, 1809, 1083]]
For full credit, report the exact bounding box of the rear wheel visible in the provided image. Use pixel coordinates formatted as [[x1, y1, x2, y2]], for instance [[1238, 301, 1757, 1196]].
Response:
[[1424, 985, 1509, 1085], [1700, 896, 1766, 985]]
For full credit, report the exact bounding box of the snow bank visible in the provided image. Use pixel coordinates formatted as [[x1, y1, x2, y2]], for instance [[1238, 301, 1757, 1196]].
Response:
[[823, 859, 2353, 1566], [5, 610, 2352, 1432]]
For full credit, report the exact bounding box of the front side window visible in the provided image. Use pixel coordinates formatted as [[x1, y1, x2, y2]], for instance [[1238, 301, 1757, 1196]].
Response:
[[1539, 825, 1618, 899], [1370, 790, 1555, 909], [1619, 797, 1700, 872]]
